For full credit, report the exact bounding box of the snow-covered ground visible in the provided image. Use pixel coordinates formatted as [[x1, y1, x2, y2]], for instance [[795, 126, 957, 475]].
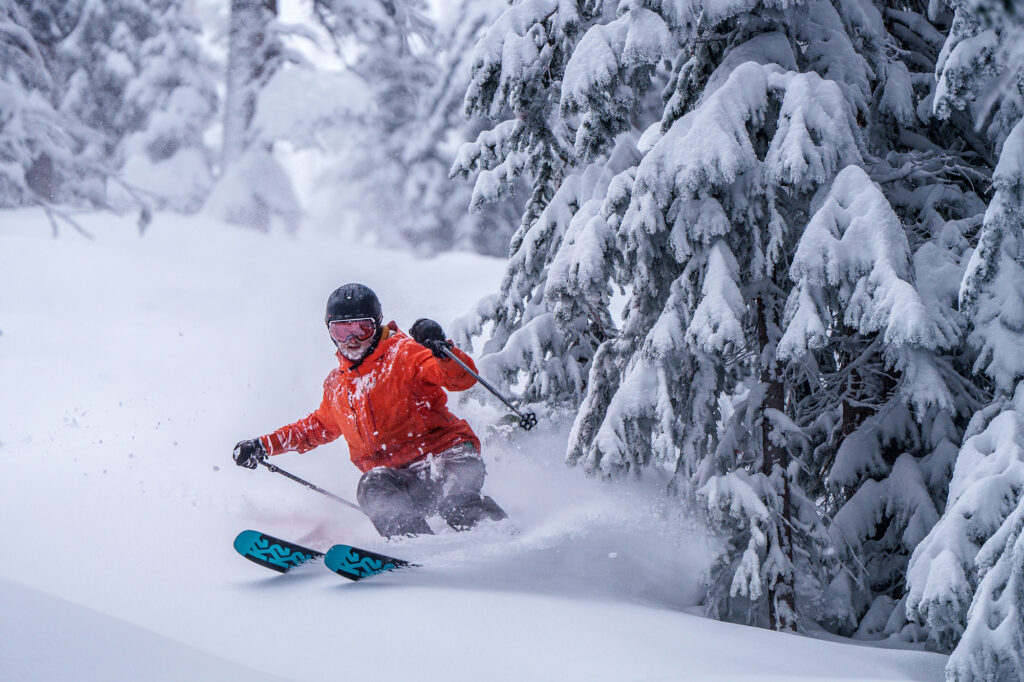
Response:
[[1, 210, 947, 681]]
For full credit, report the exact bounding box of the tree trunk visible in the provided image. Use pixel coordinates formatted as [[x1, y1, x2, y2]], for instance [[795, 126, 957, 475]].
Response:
[[223, 0, 277, 167], [26, 153, 55, 202], [757, 295, 796, 632]]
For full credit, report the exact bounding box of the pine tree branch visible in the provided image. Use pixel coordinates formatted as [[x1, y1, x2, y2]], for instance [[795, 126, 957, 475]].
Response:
[[35, 197, 93, 240]]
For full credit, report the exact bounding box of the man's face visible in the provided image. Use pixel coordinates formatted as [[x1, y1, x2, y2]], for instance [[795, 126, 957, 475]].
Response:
[[328, 318, 378, 361]]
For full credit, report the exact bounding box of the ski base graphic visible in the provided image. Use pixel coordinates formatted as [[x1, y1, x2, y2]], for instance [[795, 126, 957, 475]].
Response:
[[324, 543, 413, 581], [233, 530, 324, 573]]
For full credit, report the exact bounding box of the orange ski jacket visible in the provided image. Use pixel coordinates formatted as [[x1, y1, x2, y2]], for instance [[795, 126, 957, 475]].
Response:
[[259, 323, 481, 473]]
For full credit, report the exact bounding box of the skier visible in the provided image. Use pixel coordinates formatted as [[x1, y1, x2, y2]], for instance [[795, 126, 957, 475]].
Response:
[[232, 283, 506, 538]]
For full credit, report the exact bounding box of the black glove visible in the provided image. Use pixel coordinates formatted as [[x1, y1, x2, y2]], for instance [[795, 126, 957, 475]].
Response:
[[410, 318, 452, 359], [233, 438, 266, 469]]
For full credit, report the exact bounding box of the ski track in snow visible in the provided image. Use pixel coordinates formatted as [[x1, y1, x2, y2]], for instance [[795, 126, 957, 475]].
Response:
[[0, 210, 946, 681]]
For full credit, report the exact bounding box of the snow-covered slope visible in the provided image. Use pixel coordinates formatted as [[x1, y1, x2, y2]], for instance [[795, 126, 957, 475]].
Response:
[[0, 210, 947, 680], [0, 577, 286, 682]]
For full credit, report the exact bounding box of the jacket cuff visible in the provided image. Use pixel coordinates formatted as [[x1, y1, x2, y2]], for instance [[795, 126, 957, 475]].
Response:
[[258, 435, 275, 456]]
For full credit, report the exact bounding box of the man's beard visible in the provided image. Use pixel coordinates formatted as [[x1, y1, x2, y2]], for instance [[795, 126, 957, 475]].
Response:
[[338, 343, 370, 361]]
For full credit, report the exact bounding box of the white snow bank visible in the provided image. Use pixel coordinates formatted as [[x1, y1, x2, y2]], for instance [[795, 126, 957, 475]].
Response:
[[0, 577, 285, 682]]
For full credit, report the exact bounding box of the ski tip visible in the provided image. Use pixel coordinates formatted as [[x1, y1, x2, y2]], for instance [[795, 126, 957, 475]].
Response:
[[233, 529, 261, 555]]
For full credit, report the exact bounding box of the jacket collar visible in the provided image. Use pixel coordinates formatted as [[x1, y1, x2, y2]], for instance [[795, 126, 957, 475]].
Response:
[[336, 321, 399, 371]]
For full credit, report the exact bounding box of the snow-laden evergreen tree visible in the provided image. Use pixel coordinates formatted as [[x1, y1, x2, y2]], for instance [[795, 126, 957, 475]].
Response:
[[455, 134, 641, 409], [207, 0, 302, 231], [767, 2, 990, 636], [2, 0, 217, 214], [606, 60, 868, 631], [0, 0, 79, 207], [455, 0, 875, 630], [214, 0, 518, 242], [795, 0, 998, 639], [222, 0, 278, 168], [115, 0, 218, 211], [666, 0, 987, 634], [454, 0, 998, 635], [311, 0, 434, 245], [933, 0, 1023, 153], [308, 0, 521, 256], [902, 1, 1024, 676], [310, 0, 431, 48], [2, 1, 119, 212], [400, 0, 524, 256], [58, 0, 215, 199], [905, 381, 1024, 677], [952, 0, 1024, 395], [455, 0, 609, 250], [907, 116, 1024, 679], [451, 0, 640, 410], [780, 164, 975, 636], [56, 0, 157, 159]]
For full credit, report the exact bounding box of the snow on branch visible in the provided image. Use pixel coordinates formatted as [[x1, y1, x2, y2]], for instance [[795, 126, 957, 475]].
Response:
[[959, 118, 1024, 393], [907, 387, 1024, 667], [559, 8, 673, 159]]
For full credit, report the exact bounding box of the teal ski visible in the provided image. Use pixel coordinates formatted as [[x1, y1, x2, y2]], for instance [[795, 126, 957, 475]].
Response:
[[233, 530, 324, 573], [324, 543, 414, 581]]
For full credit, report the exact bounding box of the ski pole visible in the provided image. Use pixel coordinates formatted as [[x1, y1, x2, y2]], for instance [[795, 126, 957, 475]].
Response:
[[441, 346, 538, 430], [258, 457, 363, 513]]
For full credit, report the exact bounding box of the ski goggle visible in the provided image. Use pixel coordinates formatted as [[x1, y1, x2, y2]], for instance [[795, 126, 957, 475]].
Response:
[[328, 317, 378, 343]]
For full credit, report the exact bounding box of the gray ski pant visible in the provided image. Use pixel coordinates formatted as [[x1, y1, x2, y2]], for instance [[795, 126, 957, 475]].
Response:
[[356, 442, 503, 537]]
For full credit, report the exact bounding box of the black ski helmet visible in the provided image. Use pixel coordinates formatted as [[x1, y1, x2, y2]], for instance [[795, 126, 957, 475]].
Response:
[[325, 283, 382, 324]]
